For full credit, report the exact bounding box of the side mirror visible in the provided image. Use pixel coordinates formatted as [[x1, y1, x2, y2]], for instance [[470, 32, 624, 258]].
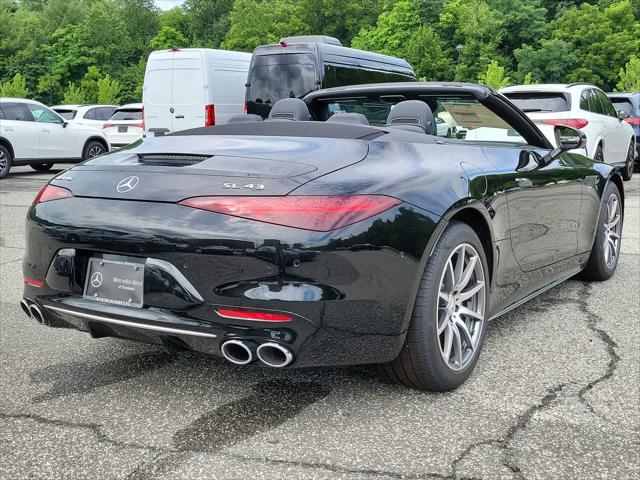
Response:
[[554, 125, 586, 151], [62, 121, 68, 128], [617, 109, 629, 120], [516, 150, 542, 173]]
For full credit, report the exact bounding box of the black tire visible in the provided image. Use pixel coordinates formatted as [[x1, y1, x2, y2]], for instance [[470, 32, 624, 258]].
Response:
[[0, 144, 12, 179], [446, 128, 451, 138], [581, 181, 623, 281], [82, 140, 106, 160], [378, 221, 489, 391], [594, 143, 604, 163], [31, 163, 53, 172], [621, 141, 634, 181]]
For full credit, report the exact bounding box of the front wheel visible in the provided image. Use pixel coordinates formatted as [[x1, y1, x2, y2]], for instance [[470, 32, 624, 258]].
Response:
[[83, 141, 106, 160], [580, 181, 623, 281], [378, 221, 489, 391], [0, 145, 12, 179], [31, 163, 53, 172], [594, 143, 604, 163], [621, 141, 634, 181]]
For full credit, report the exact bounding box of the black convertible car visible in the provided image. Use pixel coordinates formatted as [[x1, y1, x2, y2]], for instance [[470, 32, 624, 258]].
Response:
[[21, 83, 624, 391]]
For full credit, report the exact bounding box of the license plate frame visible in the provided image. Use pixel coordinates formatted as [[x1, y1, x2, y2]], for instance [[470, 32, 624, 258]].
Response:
[[83, 258, 145, 308], [118, 126, 128, 133]]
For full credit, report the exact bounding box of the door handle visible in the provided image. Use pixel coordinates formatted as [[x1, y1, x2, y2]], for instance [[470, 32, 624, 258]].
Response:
[[516, 177, 533, 188], [41, 129, 50, 133], [175, 115, 184, 119]]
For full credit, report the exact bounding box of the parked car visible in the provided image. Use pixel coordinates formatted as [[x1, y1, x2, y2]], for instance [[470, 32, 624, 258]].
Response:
[[500, 83, 635, 180], [246, 35, 416, 118], [102, 103, 144, 147], [436, 116, 453, 137], [21, 83, 624, 391], [606, 91, 639, 169], [51, 104, 118, 128], [0, 97, 109, 178], [143, 48, 251, 136]]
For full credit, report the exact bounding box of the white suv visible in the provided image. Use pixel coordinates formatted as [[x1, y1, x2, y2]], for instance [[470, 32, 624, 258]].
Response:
[[500, 84, 635, 180], [0, 98, 109, 178], [51, 104, 118, 129]]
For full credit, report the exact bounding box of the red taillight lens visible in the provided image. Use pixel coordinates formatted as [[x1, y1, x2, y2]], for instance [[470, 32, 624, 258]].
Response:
[[542, 118, 589, 129], [216, 308, 292, 322], [141, 105, 145, 130], [243, 102, 248, 114], [205, 104, 215, 127], [131, 122, 145, 129], [103, 123, 112, 129], [624, 117, 640, 125], [178, 195, 402, 231], [33, 185, 73, 205], [24, 277, 44, 287]]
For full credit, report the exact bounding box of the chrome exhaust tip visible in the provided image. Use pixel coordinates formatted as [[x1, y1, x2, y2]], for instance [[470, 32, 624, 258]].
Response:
[[220, 340, 256, 365], [28, 303, 47, 325], [256, 342, 293, 368], [20, 299, 33, 318]]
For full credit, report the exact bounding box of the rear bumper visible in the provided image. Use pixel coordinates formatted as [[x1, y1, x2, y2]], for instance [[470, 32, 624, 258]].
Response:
[[23, 197, 439, 367]]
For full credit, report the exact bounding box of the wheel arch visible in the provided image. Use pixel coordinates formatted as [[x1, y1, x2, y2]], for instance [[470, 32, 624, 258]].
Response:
[[83, 136, 109, 155], [0, 136, 14, 158], [608, 171, 625, 210]]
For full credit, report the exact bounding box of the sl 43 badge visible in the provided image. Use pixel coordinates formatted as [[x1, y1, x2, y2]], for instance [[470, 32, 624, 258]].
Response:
[[222, 183, 264, 190]]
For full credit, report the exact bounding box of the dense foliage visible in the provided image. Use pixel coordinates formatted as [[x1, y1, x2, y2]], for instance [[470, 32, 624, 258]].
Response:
[[0, 0, 638, 105]]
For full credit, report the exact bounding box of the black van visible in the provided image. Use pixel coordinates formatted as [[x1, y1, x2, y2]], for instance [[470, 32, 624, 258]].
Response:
[[245, 35, 417, 118]]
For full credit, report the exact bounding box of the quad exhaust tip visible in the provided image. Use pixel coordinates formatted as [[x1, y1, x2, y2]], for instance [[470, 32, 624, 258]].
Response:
[[220, 339, 256, 365], [20, 299, 32, 318], [256, 342, 293, 368], [28, 303, 47, 325]]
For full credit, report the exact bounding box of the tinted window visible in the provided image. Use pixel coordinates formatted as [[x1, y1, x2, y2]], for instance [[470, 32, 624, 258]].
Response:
[[504, 93, 570, 113], [54, 109, 77, 120], [97, 107, 117, 120], [1, 103, 31, 121], [110, 109, 142, 120], [386, 71, 417, 83], [27, 104, 62, 123], [595, 91, 616, 117], [84, 108, 97, 120], [582, 89, 605, 114], [609, 99, 633, 114]]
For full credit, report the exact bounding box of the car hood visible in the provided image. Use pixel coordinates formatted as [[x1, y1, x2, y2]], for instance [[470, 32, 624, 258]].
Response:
[[50, 134, 370, 201]]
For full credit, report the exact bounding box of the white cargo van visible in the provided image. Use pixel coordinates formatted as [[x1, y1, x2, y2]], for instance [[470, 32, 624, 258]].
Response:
[[142, 48, 251, 135]]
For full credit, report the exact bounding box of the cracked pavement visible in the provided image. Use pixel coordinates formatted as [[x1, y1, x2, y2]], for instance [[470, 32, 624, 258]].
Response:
[[1, 166, 638, 479]]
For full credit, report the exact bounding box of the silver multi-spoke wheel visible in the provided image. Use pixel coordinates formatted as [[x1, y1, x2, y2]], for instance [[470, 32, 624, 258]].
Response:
[[0, 150, 7, 172], [437, 243, 486, 371], [603, 193, 621, 268], [87, 145, 104, 158]]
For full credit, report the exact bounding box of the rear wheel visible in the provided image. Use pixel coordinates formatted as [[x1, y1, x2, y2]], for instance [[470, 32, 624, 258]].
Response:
[[581, 181, 623, 281], [31, 163, 53, 172], [0, 145, 12, 179], [621, 141, 634, 181], [83, 141, 106, 160], [378, 222, 489, 391]]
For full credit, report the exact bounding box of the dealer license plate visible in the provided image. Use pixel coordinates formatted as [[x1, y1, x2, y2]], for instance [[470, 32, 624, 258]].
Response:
[[83, 258, 144, 307]]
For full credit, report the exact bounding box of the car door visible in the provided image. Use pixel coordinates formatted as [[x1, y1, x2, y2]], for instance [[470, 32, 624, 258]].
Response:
[[484, 145, 583, 272], [0, 102, 40, 159], [595, 90, 628, 164], [26, 104, 74, 159]]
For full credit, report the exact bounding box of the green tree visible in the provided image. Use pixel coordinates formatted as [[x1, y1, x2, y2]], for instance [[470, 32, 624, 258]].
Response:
[[62, 81, 87, 103], [96, 74, 121, 104], [0, 73, 30, 97], [37, 72, 62, 104], [487, 0, 548, 56], [514, 38, 578, 83], [80, 66, 102, 102], [617, 55, 640, 91], [405, 25, 453, 81], [149, 26, 189, 50], [184, 0, 234, 47], [478, 60, 511, 88]]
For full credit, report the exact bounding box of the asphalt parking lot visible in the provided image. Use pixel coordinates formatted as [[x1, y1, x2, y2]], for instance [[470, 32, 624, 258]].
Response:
[[1, 165, 638, 480]]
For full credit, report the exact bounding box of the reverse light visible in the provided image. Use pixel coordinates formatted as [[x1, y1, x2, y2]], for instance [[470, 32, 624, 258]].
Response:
[[216, 308, 292, 322], [33, 185, 73, 205], [178, 195, 402, 231], [542, 118, 589, 129], [24, 277, 44, 287], [205, 104, 215, 127]]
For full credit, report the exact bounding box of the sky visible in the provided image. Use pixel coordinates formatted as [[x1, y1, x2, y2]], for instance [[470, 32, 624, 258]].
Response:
[[155, 0, 185, 11]]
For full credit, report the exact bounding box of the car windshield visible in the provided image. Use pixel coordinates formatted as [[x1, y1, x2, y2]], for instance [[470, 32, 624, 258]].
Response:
[[248, 54, 317, 106], [54, 109, 77, 120], [319, 95, 526, 144], [110, 109, 142, 121], [503, 92, 570, 113], [609, 99, 633, 114]]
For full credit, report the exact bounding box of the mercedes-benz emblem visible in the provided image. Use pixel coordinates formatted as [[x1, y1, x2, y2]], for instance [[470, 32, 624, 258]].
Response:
[[116, 176, 139, 193], [90, 271, 103, 288]]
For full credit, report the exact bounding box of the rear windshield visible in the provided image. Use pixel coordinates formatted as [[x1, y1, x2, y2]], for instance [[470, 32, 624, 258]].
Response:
[[247, 54, 317, 106], [54, 109, 77, 120], [609, 99, 634, 114], [503, 93, 570, 113], [110, 109, 142, 121]]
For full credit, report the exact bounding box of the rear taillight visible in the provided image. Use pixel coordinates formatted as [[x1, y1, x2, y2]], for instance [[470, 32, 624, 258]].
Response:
[[205, 104, 215, 127], [542, 118, 589, 129], [103, 123, 112, 129], [141, 105, 145, 130], [243, 103, 248, 114], [216, 308, 292, 322], [33, 185, 73, 205], [131, 122, 144, 129], [178, 195, 402, 231], [624, 117, 640, 125]]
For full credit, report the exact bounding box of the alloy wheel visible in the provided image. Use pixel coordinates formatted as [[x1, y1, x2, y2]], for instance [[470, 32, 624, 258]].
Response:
[[88, 145, 104, 158], [437, 243, 486, 371], [603, 193, 621, 269], [0, 150, 7, 174]]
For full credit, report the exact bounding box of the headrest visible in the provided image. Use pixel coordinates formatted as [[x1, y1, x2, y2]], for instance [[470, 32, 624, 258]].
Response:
[[227, 114, 263, 124], [385, 100, 435, 134], [266, 98, 310, 121], [326, 112, 370, 126]]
